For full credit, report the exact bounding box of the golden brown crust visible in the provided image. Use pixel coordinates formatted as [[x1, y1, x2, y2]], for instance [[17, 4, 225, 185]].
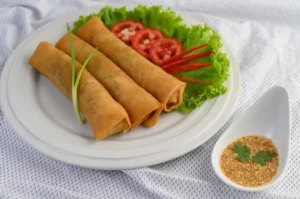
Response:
[[28, 41, 130, 140], [76, 17, 186, 112], [56, 34, 162, 128]]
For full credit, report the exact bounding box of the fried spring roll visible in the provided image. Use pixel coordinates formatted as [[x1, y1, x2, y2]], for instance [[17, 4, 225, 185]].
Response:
[[76, 17, 186, 112], [28, 42, 130, 140], [56, 34, 163, 128]]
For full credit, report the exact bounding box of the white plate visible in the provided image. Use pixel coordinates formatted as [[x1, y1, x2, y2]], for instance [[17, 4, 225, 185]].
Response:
[[0, 4, 240, 170]]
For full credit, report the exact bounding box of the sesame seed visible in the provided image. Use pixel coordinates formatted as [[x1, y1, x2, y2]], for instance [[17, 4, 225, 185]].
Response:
[[220, 135, 279, 187]]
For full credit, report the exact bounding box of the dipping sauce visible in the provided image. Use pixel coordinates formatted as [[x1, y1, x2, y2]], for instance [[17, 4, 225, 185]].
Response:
[[220, 135, 279, 187]]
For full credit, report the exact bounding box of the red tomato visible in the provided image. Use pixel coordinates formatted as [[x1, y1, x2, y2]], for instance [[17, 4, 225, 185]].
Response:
[[149, 38, 184, 65], [131, 28, 164, 59], [110, 20, 144, 45]]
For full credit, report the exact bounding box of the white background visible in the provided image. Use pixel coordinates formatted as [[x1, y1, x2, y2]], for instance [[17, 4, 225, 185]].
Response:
[[1, 0, 300, 198]]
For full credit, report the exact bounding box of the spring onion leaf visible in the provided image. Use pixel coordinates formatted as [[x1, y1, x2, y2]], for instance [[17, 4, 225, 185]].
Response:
[[67, 24, 83, 124], [73, 47, 98, 124], [74, 48, 98, 89], [67, 24, 97, 124]]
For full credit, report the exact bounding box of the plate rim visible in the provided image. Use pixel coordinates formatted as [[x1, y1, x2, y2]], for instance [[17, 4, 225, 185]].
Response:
[[0, 3, 241, 169]]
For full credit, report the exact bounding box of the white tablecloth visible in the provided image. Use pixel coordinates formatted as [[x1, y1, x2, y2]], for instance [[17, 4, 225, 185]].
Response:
[[1, 0, 300, 198]]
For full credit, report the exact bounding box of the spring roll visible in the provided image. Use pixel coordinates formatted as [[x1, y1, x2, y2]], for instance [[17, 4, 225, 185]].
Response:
[[56, 34, 163, 128], [76, 17, 186, 112], [28, 42, 130, 140]]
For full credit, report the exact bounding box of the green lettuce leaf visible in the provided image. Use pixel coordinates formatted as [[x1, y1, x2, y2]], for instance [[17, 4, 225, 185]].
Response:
[[73, 12, 100, 33], [72, 5, 230, 114], [129, 5, 182, 37], [174, 25, 229, 113], [100, 6, 128, 28]]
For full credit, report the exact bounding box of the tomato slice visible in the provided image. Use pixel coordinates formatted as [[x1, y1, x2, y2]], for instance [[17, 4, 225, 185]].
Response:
[[149, 38, 184, 65], [131, 28, 164, 59], [110, 20, 144, 45]]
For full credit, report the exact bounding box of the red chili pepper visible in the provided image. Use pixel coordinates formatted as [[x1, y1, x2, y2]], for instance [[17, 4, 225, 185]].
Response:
[[160, 44, 208, 67], [165, 62, 212, 74], [162, 51, 213, 69], [176, 77, 212, 85]]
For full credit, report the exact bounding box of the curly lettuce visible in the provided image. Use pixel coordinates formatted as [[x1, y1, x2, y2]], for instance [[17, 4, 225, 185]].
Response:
[[72, 5, 230, 113]]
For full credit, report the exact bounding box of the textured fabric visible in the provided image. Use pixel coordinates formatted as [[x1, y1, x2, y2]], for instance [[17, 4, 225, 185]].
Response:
[[1, 0, 300, 198]]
